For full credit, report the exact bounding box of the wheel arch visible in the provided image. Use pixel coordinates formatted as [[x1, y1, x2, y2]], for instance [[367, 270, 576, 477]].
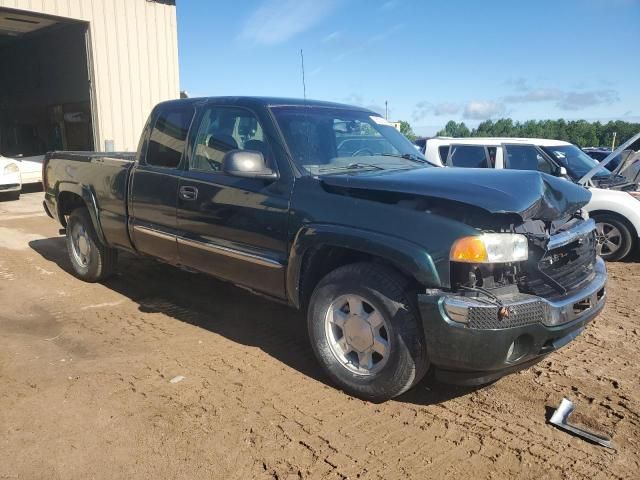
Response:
[[287, 224, 441, 310], [590, 209, 639, 240], [56, 184, 107, 245]]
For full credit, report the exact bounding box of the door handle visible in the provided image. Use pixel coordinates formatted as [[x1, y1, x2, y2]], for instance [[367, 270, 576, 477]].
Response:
[[179, 185, 198, 201]]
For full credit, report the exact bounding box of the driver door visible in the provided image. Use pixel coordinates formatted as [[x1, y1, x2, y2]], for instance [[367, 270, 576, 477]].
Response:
[[176, 104, 290, 299]]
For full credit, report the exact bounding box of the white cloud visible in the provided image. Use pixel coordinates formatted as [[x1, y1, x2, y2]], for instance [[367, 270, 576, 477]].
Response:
[[504, 88, 564, 103], [379, 1, 398, 10], [322, 31, 341, 43], [333, 23, 404, 61], [412, 101, 462, 121], [239, 0, 340, 46], [434, 103, 462, 116], [412, 101, 431, 121], [502, 79, 620, 111], [463, 101, 506, 120], [556, 89, 619, 110]]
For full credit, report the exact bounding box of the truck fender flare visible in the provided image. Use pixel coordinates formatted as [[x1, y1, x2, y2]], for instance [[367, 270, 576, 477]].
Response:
[[286, 224, 441, 308], [56, 182, 108, 246]]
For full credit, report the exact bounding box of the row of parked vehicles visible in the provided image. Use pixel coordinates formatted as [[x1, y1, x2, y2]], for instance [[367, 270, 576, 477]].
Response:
[[414, 135, 640, 261], [34, 97, 637, 401]]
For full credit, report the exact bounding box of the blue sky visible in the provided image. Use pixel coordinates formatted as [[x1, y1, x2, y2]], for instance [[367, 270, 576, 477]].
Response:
[[177, 0, 640, 135]]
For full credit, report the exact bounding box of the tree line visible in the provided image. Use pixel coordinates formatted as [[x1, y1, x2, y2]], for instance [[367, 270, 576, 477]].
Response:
[[432, 119, 640, 148]]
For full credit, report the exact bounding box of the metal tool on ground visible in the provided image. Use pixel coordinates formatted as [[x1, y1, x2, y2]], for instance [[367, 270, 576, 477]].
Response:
[[549, 398, 615, 450]]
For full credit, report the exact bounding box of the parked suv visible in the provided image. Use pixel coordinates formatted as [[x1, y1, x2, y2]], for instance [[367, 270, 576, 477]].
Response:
[[420, 137, 640, 261]]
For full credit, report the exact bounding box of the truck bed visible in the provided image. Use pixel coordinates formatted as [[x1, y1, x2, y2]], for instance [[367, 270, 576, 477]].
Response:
[[43, 151, 136, 250]]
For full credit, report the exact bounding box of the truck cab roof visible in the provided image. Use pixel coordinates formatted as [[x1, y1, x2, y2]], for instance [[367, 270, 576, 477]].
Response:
[[155, 96, 377, 114]]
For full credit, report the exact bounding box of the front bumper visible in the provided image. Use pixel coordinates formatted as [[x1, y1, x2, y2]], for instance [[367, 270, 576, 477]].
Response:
[[0, 172, 21, 192], [418, 257, 607, 385]]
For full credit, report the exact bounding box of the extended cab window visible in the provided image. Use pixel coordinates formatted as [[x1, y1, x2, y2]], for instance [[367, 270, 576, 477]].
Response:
[[146, 105, 194, 168], [191, 106, 268, 172], [504, 145, 553, 174], [447, 145, 488, 168]]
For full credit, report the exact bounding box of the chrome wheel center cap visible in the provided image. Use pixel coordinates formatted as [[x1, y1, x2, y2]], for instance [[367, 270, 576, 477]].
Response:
[[78, 236, 89, 256], [343, 315, 373, 352]]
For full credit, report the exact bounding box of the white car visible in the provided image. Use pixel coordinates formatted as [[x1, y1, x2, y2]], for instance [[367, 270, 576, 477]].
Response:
[[420, 136, 640, 261], [0, 155, 22, 200], [14, 154, 45, 184]]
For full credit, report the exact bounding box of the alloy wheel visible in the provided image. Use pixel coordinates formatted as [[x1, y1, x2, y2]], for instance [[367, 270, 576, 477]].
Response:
[[595, 222, 622, 256], [70, 222, 91, 267], [324, 294, 391, 376]]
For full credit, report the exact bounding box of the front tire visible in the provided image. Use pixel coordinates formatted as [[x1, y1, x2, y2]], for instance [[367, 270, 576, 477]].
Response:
[[592, 213, 634, 261], [307, 262, 429, 402], [66, 207, 117, 282]]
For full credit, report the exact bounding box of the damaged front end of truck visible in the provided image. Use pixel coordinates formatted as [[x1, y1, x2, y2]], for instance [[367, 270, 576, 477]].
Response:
[[318, 168, 607, 385]]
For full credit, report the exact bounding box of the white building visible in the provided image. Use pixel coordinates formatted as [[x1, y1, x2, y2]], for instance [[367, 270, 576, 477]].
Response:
[[0, 0, 180, 155]]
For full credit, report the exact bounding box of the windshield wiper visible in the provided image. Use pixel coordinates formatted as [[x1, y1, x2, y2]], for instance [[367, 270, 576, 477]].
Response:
[[379, 153, 430, 164], [318, 163, 385, 173]]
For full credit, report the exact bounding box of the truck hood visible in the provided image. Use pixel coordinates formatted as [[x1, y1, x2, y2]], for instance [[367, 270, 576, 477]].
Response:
[[321, 167, 591, 222]]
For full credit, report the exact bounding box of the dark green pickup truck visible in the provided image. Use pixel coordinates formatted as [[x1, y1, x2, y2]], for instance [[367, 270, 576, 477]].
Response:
[[43, 97, 607, 401]]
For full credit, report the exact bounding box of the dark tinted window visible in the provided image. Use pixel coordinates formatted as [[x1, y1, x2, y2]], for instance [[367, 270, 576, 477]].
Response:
[[438, 146, 450, 163], [448, 145, 488, 168], [146, 105, 194, 168], [586, 151, 609, 161], [505, 145, 553, 174]]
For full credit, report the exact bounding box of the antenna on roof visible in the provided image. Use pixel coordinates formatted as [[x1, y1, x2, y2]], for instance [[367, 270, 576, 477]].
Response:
[[300, 49, 307, 100]]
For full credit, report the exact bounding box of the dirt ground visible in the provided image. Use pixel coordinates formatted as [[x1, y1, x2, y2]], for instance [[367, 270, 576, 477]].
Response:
[[1, 191, 639, 479]]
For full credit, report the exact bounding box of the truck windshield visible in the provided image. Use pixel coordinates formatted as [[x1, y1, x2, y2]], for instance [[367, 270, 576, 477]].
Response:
[[541, 145, 612, 180], [270, 106, 430, 174]]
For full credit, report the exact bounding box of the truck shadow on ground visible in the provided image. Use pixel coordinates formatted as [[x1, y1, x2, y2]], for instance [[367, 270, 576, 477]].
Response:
[[30, 236, 481, 406]]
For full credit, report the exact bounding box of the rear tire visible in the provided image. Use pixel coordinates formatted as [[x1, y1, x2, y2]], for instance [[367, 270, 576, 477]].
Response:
[[66, 207, 117, 282], [307, 262, 429, 402], [592, 213, 634, 261]]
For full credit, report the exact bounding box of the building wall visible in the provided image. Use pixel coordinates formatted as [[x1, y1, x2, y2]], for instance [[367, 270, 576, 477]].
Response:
[[0, 0, 180, 151]]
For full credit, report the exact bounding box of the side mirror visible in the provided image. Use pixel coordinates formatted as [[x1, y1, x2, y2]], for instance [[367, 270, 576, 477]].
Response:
[[222, 150, 278, 180], [558, 166, 568, 176]]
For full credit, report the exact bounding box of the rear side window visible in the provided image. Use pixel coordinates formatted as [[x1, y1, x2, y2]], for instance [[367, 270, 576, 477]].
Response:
[[505, 145, 553, 174], [146, 104, 195, 168], [447, 145, 488, 168], [438, 146, 450, 163]]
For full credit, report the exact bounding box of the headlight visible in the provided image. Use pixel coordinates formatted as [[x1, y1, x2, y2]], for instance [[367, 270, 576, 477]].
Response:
[[450, 233, 528, 263], [3, 163, 19, 175]]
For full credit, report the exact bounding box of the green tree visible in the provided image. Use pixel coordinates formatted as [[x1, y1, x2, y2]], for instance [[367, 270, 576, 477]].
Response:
[[398, 120, 417, 141], [437, 121, 470, 137], [436, 118, 640, 147]]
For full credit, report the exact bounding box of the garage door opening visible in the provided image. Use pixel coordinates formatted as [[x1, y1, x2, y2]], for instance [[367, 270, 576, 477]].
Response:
[[0, 9, 95, 173]]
